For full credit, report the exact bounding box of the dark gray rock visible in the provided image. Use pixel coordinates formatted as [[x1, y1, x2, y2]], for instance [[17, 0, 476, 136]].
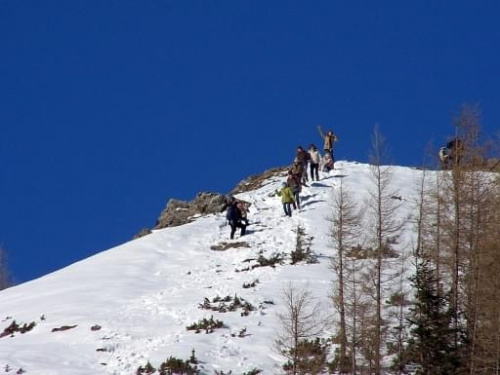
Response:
[[155, 192, 228, 229], [150, 166, 286, 232]]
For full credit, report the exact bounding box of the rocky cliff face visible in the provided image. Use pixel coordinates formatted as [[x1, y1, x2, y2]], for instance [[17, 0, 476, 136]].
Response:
[[142, 166, 287, 234], [154, 192, 228, 229]]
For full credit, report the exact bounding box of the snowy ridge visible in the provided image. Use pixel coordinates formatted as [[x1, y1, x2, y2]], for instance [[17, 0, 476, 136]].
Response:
[[0, 161, 423, 375]]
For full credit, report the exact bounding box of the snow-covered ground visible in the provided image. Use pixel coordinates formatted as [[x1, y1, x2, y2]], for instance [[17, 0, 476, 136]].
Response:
[[0, 161, 426, 375]]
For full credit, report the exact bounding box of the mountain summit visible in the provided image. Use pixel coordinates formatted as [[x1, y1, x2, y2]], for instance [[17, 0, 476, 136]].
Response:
[[0, 162, 431, 374]]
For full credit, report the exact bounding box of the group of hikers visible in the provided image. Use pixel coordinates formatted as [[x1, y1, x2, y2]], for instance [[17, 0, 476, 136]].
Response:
[[275, 125, 338, 217], [225, 126, 338, 238], [226, 127, 468, 239]]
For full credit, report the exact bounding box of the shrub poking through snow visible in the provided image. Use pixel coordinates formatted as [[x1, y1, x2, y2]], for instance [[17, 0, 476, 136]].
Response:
[[0, 320, 36, 338], [137, 354, 200, 375], [136, 361, 155, 374], [198, 295, 255, 316], [242, 279, 259, 289], [230, 327, 249, 338], [236, 252, 284, 271], [189, 349, 198, 364], [290, 225, 317, 265], [346, 242, 399, 259], [215, 368, 262, 375], [386, 292, 411, 307], [235, 266, 250, 273], [243, 369, 262, 375], [186, 315, 224, 333], [158, 356, 200, 375], [253, 253, 284, 269], [282, 338, 328, 375]]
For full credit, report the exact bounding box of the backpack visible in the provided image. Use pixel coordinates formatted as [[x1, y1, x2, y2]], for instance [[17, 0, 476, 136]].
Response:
[[226, 204, 240, 222]]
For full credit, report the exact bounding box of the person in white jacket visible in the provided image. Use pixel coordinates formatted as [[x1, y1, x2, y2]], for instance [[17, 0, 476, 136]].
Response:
[[308, 144, 321, 181], [321, 153, 334, 173]]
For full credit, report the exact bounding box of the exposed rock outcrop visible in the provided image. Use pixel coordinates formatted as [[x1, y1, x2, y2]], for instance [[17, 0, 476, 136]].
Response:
[[154, 192, 228, 229], [230, 166, 287, 194], [143, 167, 288, 233], [133, 228, 152, 239]]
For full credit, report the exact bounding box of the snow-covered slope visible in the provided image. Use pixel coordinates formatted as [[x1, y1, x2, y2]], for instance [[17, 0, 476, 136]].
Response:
[[0, 161, 424, 375]]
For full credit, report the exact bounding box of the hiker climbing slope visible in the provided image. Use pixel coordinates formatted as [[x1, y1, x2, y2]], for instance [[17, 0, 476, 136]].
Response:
[[225, 196, 247, 239], [276, 182, 295, 217], [296, 146, 310, 184], [287, 170, 302, 210]]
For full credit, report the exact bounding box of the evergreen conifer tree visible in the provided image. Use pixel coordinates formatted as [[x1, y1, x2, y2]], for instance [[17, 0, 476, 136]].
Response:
[[408, 257, 461, 375]]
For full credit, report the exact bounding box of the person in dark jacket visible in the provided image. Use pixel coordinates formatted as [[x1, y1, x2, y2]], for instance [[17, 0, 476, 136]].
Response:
[[287, 170, 302, 209], [296, 146, 310, 184], [226, 196, 247, 239], [292, 157, 309, 188]]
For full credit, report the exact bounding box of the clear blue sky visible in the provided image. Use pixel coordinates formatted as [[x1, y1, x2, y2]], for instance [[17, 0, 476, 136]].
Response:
[[1, 1, 499, 283]]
